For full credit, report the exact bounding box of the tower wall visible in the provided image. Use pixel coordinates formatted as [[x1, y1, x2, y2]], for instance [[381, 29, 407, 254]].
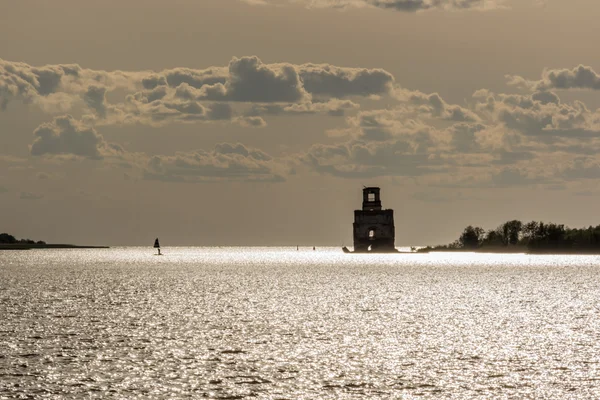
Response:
[[352, 187, 396, 253]]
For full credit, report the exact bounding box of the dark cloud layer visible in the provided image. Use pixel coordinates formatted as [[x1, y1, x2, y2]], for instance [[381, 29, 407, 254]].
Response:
[[12, 59, 600, 189], [369, 0, 495, 12], [1, 57, 393, 130], [300, 85, 600, 188], [241, 0, 503, 12]]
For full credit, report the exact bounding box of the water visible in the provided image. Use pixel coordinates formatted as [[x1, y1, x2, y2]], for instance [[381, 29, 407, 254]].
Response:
[[1, 247, 600, 398]]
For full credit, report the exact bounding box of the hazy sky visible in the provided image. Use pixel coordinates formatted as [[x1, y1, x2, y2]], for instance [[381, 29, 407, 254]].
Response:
[[2, 0, 600, 246]]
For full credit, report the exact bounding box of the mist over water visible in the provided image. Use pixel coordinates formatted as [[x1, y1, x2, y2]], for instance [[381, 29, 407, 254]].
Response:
[[2, 247, 600, 398]]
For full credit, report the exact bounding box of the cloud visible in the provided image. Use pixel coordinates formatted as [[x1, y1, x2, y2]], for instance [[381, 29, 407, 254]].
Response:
[[449, 122, 486, 152], [143, 143, 286, 183], [561, 158, 600, 180], [2, 57, 392, 129], [412, 190, 472, 203], [531, 91, 560, 105], [397, 89, 480, 122], [237, 116, 268, 127], [20, 192, 44, 200], [489, 167, 551, 187], [298, 87, 600, 187], [301, 139, 441, 178], [36, 172, 52, 180], [27, 116, 288, 183], [507, 65, 600, 91], [80, 88, 237, 127], [171, 57, 393, 102], [299, 115, 465, 178], [0, 59, 79, 107], [298, 64, 394, 98], [30, 115, 122, 159], [241, 0, 505, 12], [83, 85, 108, 117], [0, 58, 135, 111], [246, 98, 360, 117], [142, 67, 227, 91], [300, 129, 496, 181], [346, 109, 432, 141], [474, 91, 600, 139], [300, 134, 551, 185], [276, 74, 600, 188], [15, 58, 600, 190], [194, 56, 310, 103], [126, 96, 235, 125], [27, 113, 288, 183], [367, 0, 502, 12]]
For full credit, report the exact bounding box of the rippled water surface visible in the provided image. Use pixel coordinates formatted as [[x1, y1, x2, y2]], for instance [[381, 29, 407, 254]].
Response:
[[2, 247, 600, 398]]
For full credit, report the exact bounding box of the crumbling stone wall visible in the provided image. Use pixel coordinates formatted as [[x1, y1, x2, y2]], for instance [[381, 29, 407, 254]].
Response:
[[352, 187, 396, 253]]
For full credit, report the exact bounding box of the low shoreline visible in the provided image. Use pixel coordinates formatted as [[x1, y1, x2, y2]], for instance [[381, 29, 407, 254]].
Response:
[[342, 246, 600, 255], [418, 247, 600, 255], [0, 244, 109, 250]]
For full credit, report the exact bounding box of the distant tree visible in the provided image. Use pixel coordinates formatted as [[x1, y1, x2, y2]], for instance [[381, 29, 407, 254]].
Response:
[[459, 225, 484, 249], [527, 222, 569, 250], [493, 220, 523, 246], [521, 221, 538, 242], [481, 229, 504, 246], [0, 233, 17, 244], [505, 220, 523, 245]]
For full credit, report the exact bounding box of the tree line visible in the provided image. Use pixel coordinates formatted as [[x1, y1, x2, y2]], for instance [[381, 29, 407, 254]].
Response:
[[0, 233, 46, 245], [422, 220, 600, 253]]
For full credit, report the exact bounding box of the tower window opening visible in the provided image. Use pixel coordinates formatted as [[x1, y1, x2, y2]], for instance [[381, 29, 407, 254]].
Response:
[[368, 193, 375, 202], [369, 229, 375, 239]]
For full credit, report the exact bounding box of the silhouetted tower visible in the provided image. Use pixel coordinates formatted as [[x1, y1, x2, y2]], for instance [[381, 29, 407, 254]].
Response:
[[353, 187, 396, 252], [362, 187, 382, 211]]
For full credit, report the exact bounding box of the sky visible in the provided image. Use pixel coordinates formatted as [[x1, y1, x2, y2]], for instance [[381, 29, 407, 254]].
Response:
[[1, 0, 600, 246]]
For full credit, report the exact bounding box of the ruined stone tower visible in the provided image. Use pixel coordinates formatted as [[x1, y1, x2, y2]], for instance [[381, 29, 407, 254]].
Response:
[[353, 187, 396, 253]]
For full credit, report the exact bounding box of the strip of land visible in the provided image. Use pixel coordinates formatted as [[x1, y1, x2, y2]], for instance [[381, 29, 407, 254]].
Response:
[[0, 244, 109, 250], [0, 233, 108, 250]]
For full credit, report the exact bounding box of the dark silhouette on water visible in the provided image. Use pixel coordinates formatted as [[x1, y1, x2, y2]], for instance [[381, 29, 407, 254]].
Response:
[[345, 187, 397, 253], [154, 238, 162, 255]]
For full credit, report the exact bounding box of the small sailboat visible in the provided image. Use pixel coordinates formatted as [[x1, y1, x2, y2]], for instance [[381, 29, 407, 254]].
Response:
[[154, 238, 162, 255]]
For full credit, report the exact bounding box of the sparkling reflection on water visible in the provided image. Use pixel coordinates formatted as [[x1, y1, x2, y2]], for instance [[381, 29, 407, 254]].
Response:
[[1, 247, 600, 398]]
